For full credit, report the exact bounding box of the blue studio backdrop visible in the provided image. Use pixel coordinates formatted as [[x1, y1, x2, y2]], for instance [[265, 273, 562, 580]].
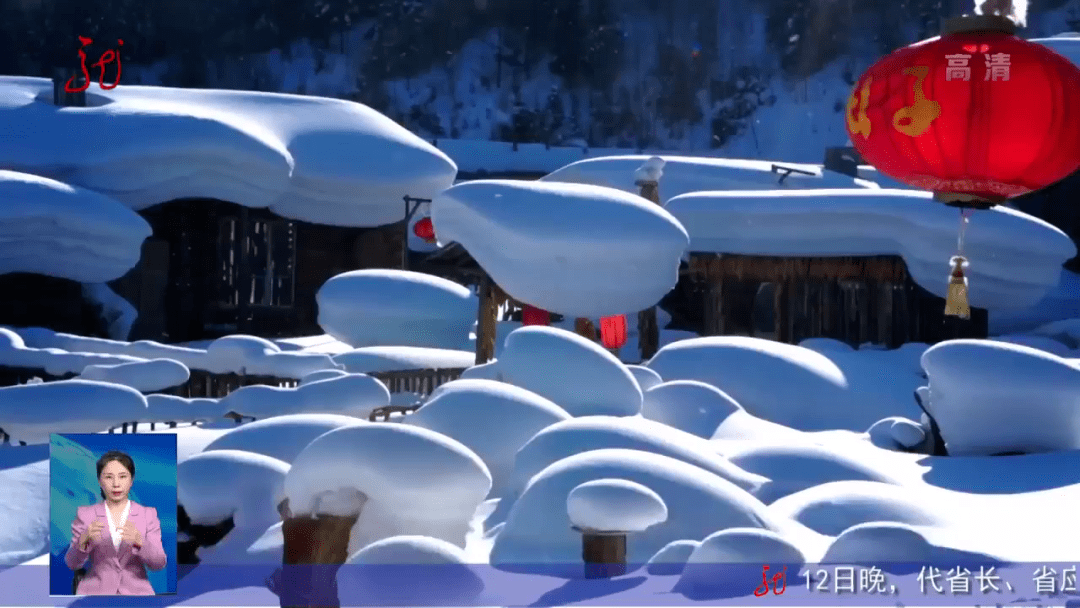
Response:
[[49, 433, 178, 596]]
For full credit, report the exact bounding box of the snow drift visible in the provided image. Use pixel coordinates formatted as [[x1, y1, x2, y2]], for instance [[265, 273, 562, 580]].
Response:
[[921, 339, 1080, 455], [316, 270, 478, 350], [498, 326, 643, 417]]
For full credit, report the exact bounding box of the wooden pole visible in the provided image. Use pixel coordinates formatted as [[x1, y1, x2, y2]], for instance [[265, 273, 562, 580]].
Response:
[[278, 498, 361, 608], [635, 167, 664, 361], [476, 276, 499, 364], [577, 527, 628, 579]]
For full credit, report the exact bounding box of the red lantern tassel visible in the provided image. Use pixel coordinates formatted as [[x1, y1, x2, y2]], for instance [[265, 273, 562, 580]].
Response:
[[599, 315, 627, 350], [521, 305, 550, 326], [944, 256, 971, 319]]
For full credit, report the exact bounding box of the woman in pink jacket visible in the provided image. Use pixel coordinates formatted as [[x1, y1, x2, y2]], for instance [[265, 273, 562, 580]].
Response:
[[64, 450, 168, 595]]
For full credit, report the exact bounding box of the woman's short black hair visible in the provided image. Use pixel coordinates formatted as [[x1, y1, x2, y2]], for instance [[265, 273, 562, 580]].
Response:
[[97, 450, 135, 500]]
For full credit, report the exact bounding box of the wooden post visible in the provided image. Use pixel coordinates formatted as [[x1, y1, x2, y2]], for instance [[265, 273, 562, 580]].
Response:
[[773, 280, 791, 343], [278, 498, 361, 608], [52, 69, 86, 107], [574, 317, 598, 341], [576, 527, 628, 579], [475, 276, 499, 364], [635, 175, 663, 361]]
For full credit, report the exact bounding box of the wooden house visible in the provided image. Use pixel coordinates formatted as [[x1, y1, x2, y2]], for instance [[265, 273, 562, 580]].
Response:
[[109, 199, 408, 343], [686, 253, 987, 348]]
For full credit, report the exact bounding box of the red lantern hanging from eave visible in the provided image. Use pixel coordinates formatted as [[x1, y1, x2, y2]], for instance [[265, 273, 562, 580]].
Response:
[[599, 315, 627, 350], [413, 217, 437, 244], [521, 304, 551, 326], [846, 16, 1080, 201], [845, 11, 1080, 319]]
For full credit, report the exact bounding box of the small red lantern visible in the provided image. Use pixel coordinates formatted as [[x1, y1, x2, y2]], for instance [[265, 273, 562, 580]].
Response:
[[846, 9, 1080, 317], [599, 315, 627, 350], [413, 217, 437, 244], [521, 305, 550, 326]]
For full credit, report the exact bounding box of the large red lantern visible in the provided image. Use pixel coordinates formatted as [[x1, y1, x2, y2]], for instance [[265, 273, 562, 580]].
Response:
[[846, 11, 1080, 318], [521, 304, 550, 326], [599, 315, 627, 350]]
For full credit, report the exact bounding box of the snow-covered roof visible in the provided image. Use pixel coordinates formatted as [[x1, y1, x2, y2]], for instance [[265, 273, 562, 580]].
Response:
[[664, 188, 1076, 310], [0, 170, 150, 282], [432, 179, 689, 317], [0, 77, 457, 227], [539, 154, 880, 202]]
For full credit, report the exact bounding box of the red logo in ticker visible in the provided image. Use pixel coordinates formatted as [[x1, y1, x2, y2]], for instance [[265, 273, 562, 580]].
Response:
[[755, 565, 788, 596]]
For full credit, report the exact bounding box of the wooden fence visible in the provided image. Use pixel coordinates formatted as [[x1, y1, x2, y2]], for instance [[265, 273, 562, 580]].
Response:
[[0, 365, 467, 442]]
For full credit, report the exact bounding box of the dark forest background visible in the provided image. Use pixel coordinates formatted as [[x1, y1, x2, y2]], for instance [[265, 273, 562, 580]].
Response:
[[1, 0, 1077, 148]]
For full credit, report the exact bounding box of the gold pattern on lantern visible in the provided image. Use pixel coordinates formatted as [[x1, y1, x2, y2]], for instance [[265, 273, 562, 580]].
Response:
[[846, 77, 872, 138], [892, 66, 941, 137]]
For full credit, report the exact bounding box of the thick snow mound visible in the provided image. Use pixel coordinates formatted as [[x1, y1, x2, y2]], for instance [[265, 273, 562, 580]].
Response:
[[646, 540, 700, 575], [541, 155, 877, 201], [567, 478, 668, 532], [333, 346, 474, 373], [317, 270, 477, 349], [285, 423, 491, 553], [338, 536, 484, 607], [0, 78, 457, 227], [767, 481, 951, 537], [458, 360, 501, 381], [201, 414, 366, 463], [499, 326, 642, 417], [146, 394, 226, 424], [0, 170, 151, 282], [642, 381, 743, 438], [491, 448, 794, 570], [403, 379, 570, 495], [0, 380, 147, 443], [821, 522, 1000, 567], [299, 369, 349, 385], [77, 358, 189, 393], [648, 336, 919, 432], [727, 443, 902, 504], [921, 339, 1080, 455], [3, 328, 340, 378], [178, 449, 289, 528], [221, 373, 390, 419], [665, 189, 1074, 310], [503, 417, 768, 510], [626, 365, 663, 391], [676, 528, 805, 599], [431, 179, 689, 317], [867, 416, 927, 451], [0, 329, 145, 376]]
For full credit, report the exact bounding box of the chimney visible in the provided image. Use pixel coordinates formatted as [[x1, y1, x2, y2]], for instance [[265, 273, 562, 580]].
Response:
[[52, 68, 87, 107]]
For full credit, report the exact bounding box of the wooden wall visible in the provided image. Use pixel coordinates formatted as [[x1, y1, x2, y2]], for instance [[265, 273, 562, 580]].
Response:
[[127, 200, 407, 343], [690, 253, 988, 347]]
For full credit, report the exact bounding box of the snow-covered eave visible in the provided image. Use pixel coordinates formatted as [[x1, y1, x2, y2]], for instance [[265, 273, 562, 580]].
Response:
[[667, 189, 1076, 310]]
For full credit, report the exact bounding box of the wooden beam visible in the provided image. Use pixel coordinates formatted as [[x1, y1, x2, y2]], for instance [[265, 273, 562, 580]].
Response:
[[475, 277, 499, 365]]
